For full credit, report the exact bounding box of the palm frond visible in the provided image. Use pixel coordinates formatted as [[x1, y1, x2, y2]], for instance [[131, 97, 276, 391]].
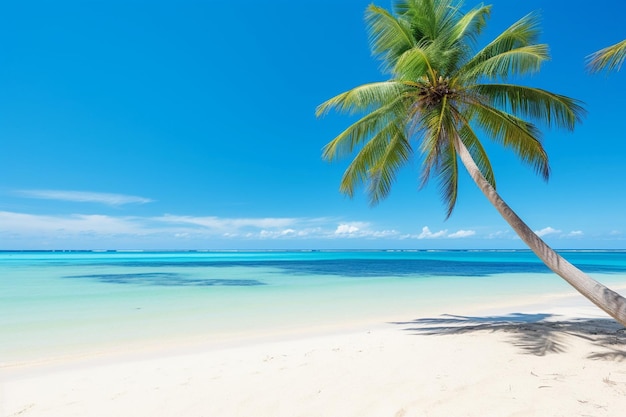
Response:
[[461, 44, 548, 81], [367, 125, 413, 204], [460, 12, 544, 79], [479, 12, 542, 54], [316, 81, 408, 117], [436, 134, 459, 218], [450, 4, 491, 45], [393, 44, 437, 81], [394, 0, 438, 40], [417, 100, 450, 188], [587, 39, 626, 73], [366, 4, 415, 72], [392, 0, 470, 74], [415, 96, 461, 215], [321, 93, 410, 161], [427, 0, 461, 41], [338, 122, 411, 202], [470, 84, 585, 130], [470, 101, 550, 180]]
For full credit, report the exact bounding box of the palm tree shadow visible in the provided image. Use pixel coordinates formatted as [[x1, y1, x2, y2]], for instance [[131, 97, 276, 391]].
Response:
[[391, 313, 626, 358]]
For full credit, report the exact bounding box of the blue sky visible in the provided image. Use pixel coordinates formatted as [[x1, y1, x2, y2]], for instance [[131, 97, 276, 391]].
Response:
[[1, 0, 625, 250]]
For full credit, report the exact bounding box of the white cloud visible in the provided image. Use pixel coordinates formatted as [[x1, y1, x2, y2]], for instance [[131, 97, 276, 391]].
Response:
[[155, 214, 295, 231], [7, 209, 598, 248], [566, 230, 584, 237], [331, 222, 400, 239], [487, 230, 512, 239], [367, 229, 400, 238], [258, 229, 297, 238], [335, 223, 362, 235], [16, 189, 153, 206], [1, 211, 364, 244], [535, 226, 561, 237], [415, 226, 475, 239], [0, 211, 147, 236], [448, 229, 476, 238], [418, 226, 448, 239]]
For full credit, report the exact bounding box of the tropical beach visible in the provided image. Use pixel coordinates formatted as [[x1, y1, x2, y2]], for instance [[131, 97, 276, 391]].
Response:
[[2, 0, 626, 416], [2, 250, 626, 416], [4, 304, 626, 417]]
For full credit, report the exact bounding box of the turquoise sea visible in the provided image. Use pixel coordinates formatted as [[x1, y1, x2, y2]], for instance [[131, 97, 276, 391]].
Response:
[[2, 250, 626, 365]]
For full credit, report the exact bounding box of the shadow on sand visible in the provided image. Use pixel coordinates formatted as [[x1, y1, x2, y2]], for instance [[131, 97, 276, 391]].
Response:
[[392, 313, 626, 358]]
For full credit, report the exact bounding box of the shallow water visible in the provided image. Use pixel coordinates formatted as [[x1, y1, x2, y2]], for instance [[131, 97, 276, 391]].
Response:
[[2, 250, 626, 364]]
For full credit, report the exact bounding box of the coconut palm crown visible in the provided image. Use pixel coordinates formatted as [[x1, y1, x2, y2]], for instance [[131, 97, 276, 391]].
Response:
[[317, 0, 626, 326], [317, 0, 583, 217]]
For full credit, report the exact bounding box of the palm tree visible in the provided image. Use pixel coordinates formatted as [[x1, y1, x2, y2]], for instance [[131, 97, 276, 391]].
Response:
[[317, 0, 626, 326], [587, 39, 626, 73]]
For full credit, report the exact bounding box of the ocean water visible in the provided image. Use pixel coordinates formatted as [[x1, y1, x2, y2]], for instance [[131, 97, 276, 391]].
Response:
[[2, 250, 626, 365]]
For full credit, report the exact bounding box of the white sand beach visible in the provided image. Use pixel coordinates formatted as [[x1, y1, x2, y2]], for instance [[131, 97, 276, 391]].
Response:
[[3, 291, 626, 417]]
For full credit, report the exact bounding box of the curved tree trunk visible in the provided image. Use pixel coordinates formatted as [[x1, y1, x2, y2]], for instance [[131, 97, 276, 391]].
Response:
[[454, 137, 626, 327]]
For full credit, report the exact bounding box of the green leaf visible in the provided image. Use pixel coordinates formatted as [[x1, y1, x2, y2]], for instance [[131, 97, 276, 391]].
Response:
[[587, 39, 626, 73], [470, 84, 586, 130], [468, 100, 550, 180], [366, 4, 415, 73], [338, 122, 411, 203], [321, 93, 410, 161], [316, 82, 407, 117], [460, 12, 545, 80], [450, 4, 491, 45], [367, 125, 413, 204], [461, 44, 548, 81]]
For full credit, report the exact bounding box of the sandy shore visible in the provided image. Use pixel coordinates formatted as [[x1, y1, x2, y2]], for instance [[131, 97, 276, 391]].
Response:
[[3, 292, 626, 417]]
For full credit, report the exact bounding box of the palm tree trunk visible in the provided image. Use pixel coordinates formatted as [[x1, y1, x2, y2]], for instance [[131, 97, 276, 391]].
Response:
[[454, 136, 626, 326]]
